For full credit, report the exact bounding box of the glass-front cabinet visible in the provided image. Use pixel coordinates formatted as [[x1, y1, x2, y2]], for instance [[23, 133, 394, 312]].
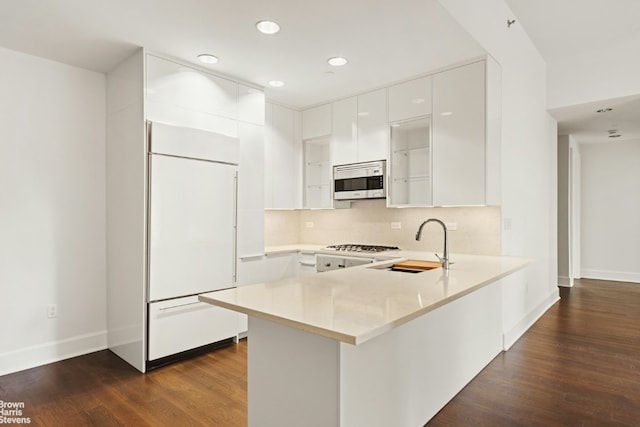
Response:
[[388, 116, 432, 207], [303, 136, 332, 209]]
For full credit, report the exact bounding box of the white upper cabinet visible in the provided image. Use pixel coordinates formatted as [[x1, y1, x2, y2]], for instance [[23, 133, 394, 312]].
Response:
[[331, 97, 358, 166], [330, 89, 388, 166], [388, 76, 432, 123], [265, 103, 302, 209], [357, 89, 388, 163], [432, 61, 486, 206], [303, 137, 332, 209], [388, 117, 432, 207], [237, 121, 265, 257], [302, 104, 331, 140], [145, 54, 238, 136], [239, 84, 266, 125]]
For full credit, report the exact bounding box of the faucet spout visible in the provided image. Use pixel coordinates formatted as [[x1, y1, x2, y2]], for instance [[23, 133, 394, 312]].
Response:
[[415, 218, 450, 270]]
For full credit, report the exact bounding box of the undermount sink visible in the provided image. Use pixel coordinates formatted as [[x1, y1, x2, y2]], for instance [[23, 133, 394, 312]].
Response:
[[368, 259, 442, 274]]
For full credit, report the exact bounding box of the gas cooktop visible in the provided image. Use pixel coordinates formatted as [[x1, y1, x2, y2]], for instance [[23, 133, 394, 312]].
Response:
[[325, 244, 400, 253]]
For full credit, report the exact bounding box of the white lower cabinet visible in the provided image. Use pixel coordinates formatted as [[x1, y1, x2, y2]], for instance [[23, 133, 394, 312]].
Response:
[[237, 251, 314, 334], [148, 295, 238, 361], [263, 252, 297, 282], [297, 252, 317, 276], [236, 256, 266, 335]]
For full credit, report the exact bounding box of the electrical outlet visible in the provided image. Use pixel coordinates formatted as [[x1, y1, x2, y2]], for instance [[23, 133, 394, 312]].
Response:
[[445, 222, 457, 231], [305, 222, 314, 228], [47, 304, 57, 318], [391, 222, 402, 229]]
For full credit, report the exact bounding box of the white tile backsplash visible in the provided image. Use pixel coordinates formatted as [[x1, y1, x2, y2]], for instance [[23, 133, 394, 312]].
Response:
[[265, 200, 501, 255]]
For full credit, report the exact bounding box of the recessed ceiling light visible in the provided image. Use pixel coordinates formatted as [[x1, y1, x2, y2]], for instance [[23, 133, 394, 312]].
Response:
[[268, 80, 285, 88], [328, 57, 348, 67], [596, 108, 613, 113], [256, 20, 280, 35], [197, 54, 218, 64]]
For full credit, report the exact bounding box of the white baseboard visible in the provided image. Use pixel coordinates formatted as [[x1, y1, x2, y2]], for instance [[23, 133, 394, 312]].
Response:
[[503, 291, 559, 350], [581, 269, 640, 284], [558, 275, 572, 287], [0, 331, 107, 376]]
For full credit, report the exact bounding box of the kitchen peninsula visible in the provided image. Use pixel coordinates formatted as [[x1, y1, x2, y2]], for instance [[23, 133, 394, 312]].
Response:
[[200, 252, 531, 426]]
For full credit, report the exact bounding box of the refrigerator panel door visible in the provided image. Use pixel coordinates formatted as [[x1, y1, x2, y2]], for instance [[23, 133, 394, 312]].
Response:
[[149, 154, 236, 301]]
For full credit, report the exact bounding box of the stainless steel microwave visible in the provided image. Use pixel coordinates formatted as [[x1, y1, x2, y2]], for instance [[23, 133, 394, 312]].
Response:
[[333, 160, 386, 200]]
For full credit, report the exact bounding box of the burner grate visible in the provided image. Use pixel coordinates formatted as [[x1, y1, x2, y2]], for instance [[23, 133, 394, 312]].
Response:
[[326, 244, 400, 253]]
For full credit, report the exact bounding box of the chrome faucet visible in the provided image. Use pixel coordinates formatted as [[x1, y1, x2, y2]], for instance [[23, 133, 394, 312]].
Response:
[[415, 218, 450, 270]]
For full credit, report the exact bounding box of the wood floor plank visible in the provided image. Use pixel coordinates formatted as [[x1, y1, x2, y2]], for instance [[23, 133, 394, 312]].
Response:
[[1, 279, 638, 426], [427, 279, 640, 426]]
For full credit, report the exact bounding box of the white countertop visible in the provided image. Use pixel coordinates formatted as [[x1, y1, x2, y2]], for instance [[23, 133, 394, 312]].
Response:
[[200, 251, 530, 345]]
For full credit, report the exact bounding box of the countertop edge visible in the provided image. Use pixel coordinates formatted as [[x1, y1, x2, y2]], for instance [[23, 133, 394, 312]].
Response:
[[200, 256, 532, 346], [198, 293, 358, 344]]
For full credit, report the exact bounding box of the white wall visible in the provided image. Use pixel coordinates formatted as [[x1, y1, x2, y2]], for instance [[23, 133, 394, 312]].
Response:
[[0, 47, 107, 375], [580, 140, 640, 283], [438, 0, 559, 348], [547, 32, 640, 109]]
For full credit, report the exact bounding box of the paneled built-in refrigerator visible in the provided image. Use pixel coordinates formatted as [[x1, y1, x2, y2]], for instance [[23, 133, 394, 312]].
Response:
[[146, 122, 239, 366]]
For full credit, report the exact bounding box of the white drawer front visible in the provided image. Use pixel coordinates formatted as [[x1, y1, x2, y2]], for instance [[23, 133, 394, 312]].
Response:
[[148, 295, 238, 360]]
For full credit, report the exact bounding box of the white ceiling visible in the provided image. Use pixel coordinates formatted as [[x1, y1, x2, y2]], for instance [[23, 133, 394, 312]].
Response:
[[2, 0, 639, 142], [0, 0, 484, 108], [505, 0, 640, 62], [506, 0, 640, 144], [549, 95, 640, 143]]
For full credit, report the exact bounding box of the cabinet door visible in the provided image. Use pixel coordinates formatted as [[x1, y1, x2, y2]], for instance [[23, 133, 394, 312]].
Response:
[[388, 76, 432, 122], [148, 296, 238, 360], [302, 104, 331, 140], [236, 255, 268, 334], [265, 103, 302, 209], [388, 117, 432, 207], [238, 122, 265, 257], [145, 54, 238, 136], [432, 61, 485, 206], [303, 137, 332, 209], [264, 253, 297, 282], [331, 97, 358, 165], [297, 252, 317, 277], [148, 155, 237, 301], [357, 89, 388, 162]]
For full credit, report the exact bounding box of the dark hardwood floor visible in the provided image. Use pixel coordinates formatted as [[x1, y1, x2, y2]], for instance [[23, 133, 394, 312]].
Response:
[[1, 278, 638, 426], [428, 278, 640, 426], [0, 339, 247, 426]]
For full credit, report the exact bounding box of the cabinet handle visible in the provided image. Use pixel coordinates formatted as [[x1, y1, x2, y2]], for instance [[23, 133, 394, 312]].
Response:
[[240, 253, 265, 260]]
